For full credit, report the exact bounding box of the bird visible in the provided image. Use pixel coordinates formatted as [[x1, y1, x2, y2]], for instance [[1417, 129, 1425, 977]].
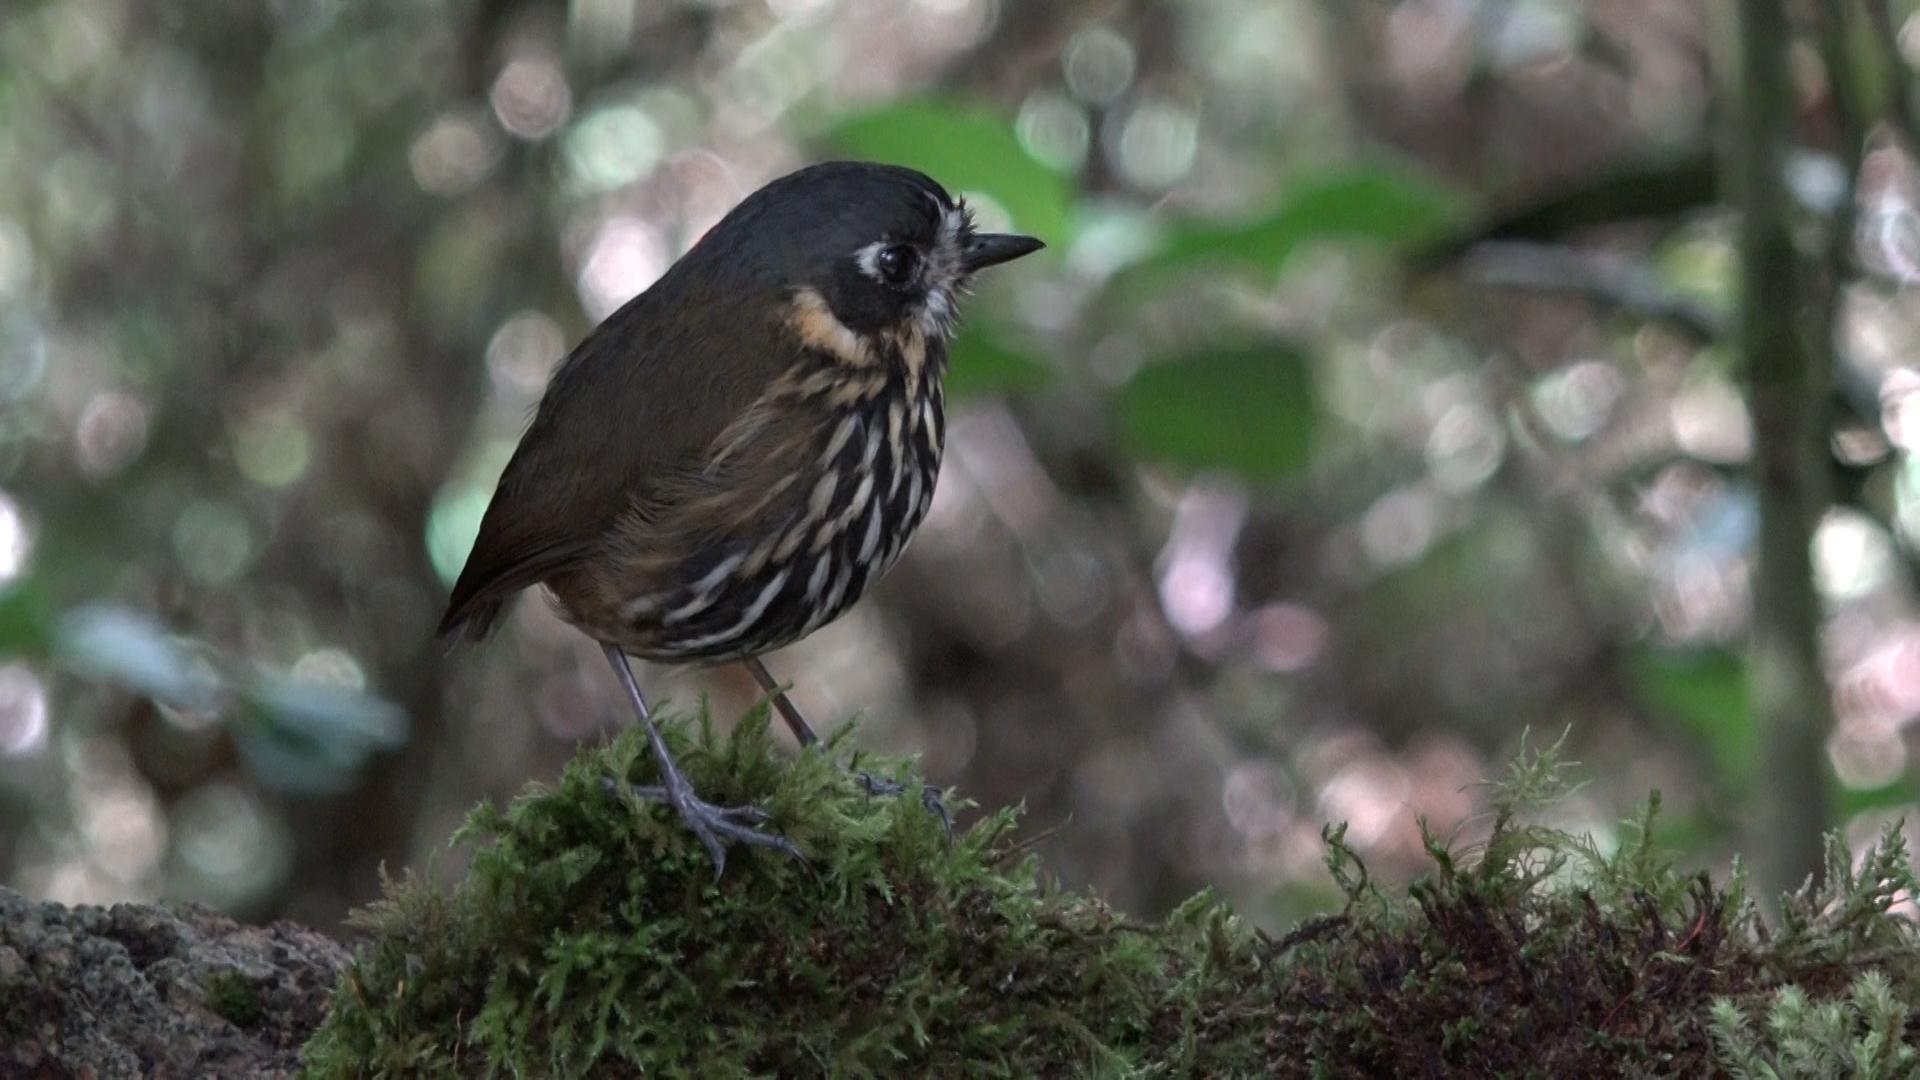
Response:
[[438, 161, 1044, 874]]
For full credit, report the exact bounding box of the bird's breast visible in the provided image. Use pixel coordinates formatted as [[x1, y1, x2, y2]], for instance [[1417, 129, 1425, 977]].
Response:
[[601, 368, 947, 663]]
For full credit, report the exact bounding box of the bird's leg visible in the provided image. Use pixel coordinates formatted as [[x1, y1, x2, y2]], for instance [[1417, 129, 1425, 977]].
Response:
[[743, 655, 820, 747], [742, 656, 951, 835], [603, 645, 802, 878]]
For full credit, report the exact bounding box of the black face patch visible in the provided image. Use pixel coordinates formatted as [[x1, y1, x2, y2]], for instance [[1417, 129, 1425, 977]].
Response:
[[822, 255, 921, 335]]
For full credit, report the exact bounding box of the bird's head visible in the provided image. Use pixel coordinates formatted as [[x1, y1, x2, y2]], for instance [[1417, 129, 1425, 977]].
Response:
[[689, 162, 1043, 365]]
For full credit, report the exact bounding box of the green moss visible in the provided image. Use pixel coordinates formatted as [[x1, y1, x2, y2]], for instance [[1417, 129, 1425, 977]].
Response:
[[1710, 973, 1920, 1078], [204, 970, 264, 1029], [301, 716, 1920, 1077]]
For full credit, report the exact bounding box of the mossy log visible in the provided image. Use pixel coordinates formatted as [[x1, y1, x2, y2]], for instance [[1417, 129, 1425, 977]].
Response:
[[8, 710, 1920, 1077]]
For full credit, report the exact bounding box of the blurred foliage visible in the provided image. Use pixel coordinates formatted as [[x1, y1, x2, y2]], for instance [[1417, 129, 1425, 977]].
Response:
[[1633, 648, 1755, 789], [941, 329, 1052, 401], [1, 0, 1919, 943], [1117, 344, 1318, 482], [55, 606, 406, 794], [1131, 165, 1466, 280], [830, 98, 1078, 243]]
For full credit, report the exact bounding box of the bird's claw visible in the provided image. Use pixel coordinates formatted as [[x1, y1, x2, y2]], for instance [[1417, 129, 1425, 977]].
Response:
[[600, 776, 802, 878], [853, 771, 903, 798], [854, 770, 953, 838], [672, 792, 803, 880]]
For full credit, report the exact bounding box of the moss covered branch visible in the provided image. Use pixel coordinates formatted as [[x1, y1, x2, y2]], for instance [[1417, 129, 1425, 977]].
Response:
[[299, 713, 1920, 1077], [8, 710, 1920, 1075]]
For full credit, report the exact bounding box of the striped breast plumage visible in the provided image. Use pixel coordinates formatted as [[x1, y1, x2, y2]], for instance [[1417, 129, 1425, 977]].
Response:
[[555, 335, 948, 663]]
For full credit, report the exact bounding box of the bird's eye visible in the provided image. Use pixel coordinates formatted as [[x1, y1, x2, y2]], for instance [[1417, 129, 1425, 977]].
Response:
[[874, 245, 919, 286]]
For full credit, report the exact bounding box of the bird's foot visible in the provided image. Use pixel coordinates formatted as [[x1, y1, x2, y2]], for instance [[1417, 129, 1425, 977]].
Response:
[[852, 770, 952, 837], [599, 775, 804, 878]]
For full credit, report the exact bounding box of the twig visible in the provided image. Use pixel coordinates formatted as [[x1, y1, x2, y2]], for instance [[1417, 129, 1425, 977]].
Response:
[[1272, 914, 1350, 957], [1731, 0, 1834, 899], [1459, 240, 1728, 345], [1866, 0, 1920, 156]]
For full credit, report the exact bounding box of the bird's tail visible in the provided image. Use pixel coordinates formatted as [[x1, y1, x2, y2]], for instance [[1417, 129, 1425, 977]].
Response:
[[436, 597, 508, 652]]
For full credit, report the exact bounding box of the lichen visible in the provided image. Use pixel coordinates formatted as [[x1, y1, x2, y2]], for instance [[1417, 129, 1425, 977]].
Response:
[[0, 884, 347, 1077], [300, 713, 1920, 1077]]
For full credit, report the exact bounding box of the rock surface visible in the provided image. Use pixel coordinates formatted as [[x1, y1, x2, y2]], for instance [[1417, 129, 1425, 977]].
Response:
[[0, 885, 349, 1078]]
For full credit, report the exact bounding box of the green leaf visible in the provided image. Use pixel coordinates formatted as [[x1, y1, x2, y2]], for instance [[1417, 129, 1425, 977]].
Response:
[[55, 605, 224, 709], [232, 722, 365, 796], [1835, 779, 1917, 821], [244, 671, 407, 749], [0, 581, 52, 656], [234, 672, 408, 794], [945, 328, 1050, 401], [1115, 344, 1317, 482], [826, 98, 1074, 243], [1133, 165, 1464, 279], [1632, 648, 1756, 786]]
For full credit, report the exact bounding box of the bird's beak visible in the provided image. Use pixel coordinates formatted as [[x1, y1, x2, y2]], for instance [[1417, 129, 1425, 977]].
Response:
[[961, 233, 1045, 273]]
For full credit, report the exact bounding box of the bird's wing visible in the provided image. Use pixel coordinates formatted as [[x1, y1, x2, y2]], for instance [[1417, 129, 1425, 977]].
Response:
[[438, 278, 791, 642]]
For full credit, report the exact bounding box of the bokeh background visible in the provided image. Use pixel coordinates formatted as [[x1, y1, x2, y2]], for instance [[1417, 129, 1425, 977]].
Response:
[[2, 0, 1919, 931]]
